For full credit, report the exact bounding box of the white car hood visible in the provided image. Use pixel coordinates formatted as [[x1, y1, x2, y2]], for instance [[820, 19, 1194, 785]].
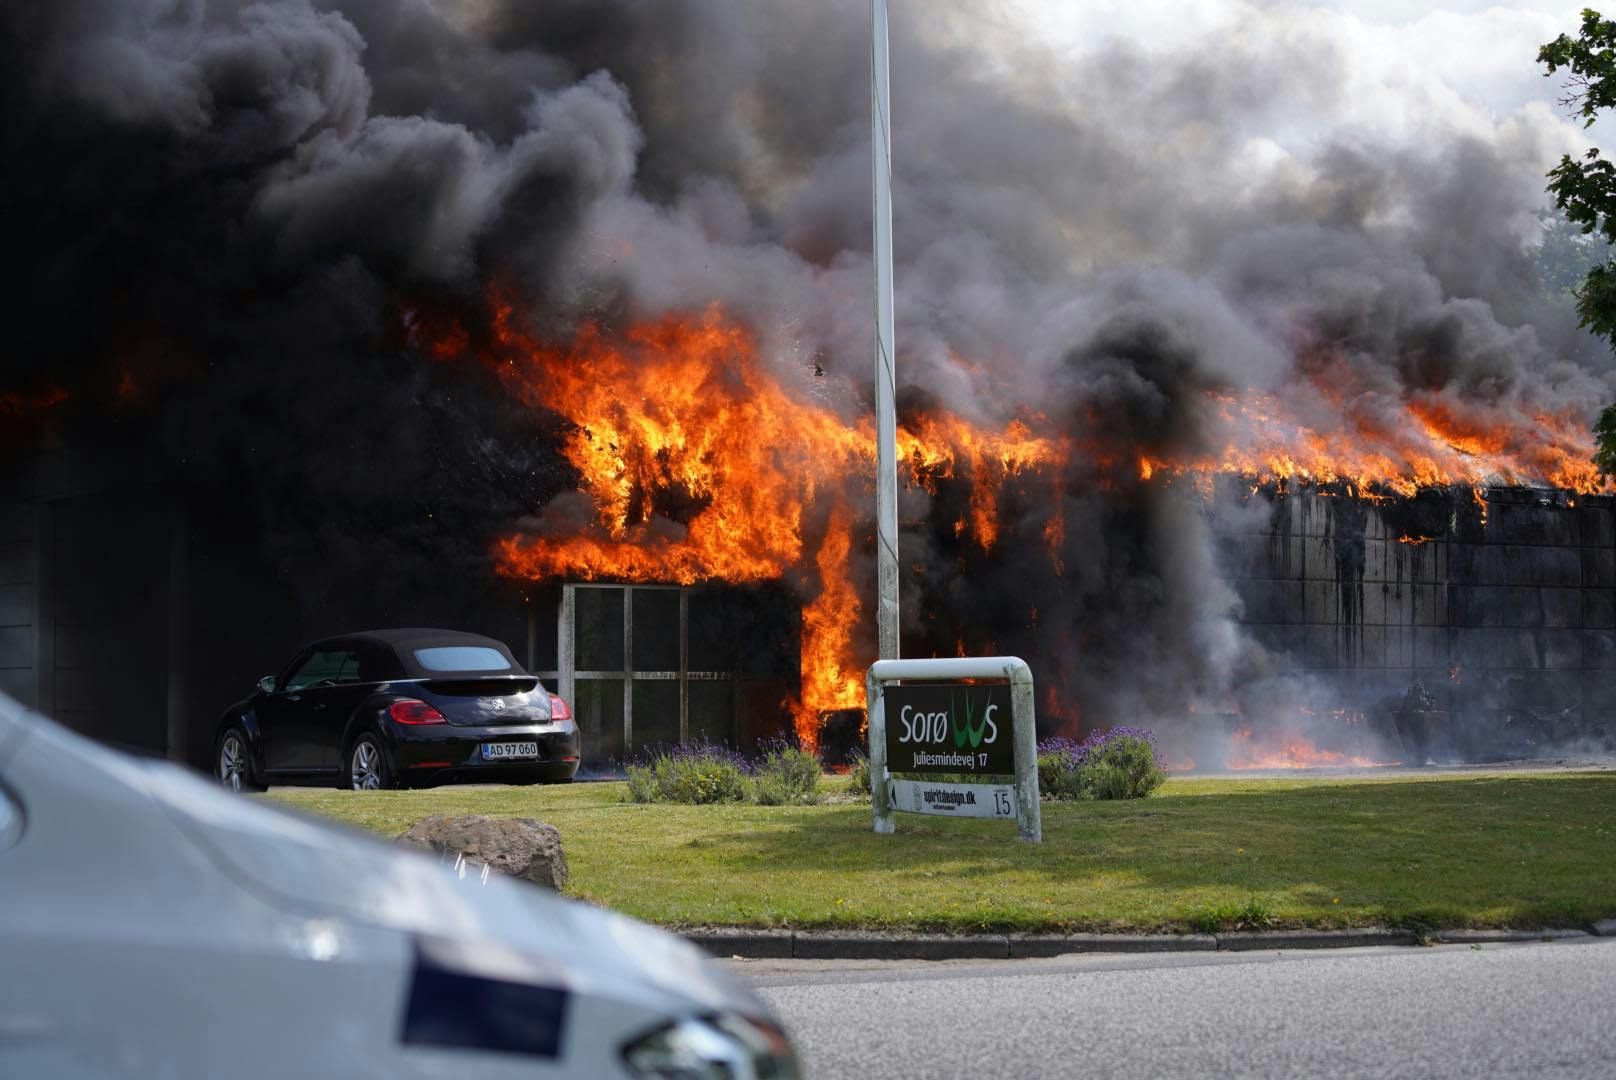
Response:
[[0, 706, 758, 1021]]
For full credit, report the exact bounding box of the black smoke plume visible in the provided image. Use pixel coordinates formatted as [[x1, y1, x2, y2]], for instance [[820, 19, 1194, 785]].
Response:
[[3, 0, 1611, 762]]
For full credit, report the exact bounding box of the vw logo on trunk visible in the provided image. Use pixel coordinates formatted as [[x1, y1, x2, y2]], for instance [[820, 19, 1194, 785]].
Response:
[[488, 698, 505, 710]]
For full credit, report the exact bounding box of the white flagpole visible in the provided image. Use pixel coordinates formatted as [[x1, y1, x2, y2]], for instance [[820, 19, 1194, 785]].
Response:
[[871, 0, 900, 663]]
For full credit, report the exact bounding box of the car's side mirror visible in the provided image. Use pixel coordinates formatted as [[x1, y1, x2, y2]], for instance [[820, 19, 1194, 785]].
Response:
[[257, 675, 278, 695]]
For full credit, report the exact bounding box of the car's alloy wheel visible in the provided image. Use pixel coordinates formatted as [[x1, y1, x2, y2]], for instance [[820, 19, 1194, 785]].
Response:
[[218, 732, 248, 792], [350, 739, 387, 791]]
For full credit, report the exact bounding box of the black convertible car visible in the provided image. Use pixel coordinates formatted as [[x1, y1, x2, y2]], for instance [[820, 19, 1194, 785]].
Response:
[[214, 628, 579, 791]]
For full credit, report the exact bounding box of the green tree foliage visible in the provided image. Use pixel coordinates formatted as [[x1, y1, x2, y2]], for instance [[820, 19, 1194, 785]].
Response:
[[1540, 10, 1616, 475], [1595, 401, 1616, 477], [1536, 207, 1607, 302]]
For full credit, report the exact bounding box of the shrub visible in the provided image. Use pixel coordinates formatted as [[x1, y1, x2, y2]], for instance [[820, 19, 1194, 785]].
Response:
[[847, 750, 872, 799], [625, 740, 750, 805], [753, 741, 823, 805], [1037, 740, 1086, 800], [1036, 728, 1165, 801], [625, 765, 656, 804], [1079, 733, 1166, 800]]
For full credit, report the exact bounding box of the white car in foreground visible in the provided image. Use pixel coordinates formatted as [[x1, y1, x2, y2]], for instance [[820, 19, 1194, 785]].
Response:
[[0, 697, 797, 1078]]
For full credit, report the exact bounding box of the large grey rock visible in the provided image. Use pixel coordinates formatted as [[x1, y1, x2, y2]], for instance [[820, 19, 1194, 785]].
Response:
[[396, 815, 567, 891]]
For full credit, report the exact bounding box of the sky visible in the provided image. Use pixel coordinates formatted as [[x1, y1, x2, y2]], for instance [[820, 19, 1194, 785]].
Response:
[[1003, 1, 1596, 157]]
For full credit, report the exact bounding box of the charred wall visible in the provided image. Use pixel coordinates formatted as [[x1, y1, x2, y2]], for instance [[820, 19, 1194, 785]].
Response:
[[1217, 482, 1616, 757], [1, 427, 534, 769], [0, 429, 175, 756]]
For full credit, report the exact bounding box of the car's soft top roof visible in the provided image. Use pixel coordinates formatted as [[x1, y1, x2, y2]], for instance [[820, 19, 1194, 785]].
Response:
[[311, 628, 527, 679]]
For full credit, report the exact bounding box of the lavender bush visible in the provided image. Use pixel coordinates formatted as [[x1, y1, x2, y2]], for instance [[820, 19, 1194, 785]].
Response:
[[1037, 727, 1164, 800], [752, 739, 822, 805], [626, 739, 752, 804], [625, 738, 830, 805]]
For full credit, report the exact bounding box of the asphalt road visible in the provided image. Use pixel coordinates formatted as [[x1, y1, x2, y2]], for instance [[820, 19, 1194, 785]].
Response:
[[737, 938, 1616, 1079]]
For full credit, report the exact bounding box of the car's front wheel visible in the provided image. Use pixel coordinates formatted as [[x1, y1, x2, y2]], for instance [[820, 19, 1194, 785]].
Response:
[[346, 734, 395, 791], [216, 727, 265, 793]]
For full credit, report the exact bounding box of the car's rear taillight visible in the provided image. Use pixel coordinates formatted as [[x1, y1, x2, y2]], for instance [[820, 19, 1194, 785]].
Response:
[[549, 693, 572, 722], [389, 699, 447, 725]]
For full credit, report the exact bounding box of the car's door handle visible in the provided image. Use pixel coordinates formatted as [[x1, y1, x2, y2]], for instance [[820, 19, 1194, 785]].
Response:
[[311, 702, 327, 711]]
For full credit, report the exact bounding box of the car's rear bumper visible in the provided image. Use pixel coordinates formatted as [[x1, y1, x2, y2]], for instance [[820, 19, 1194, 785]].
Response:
[[385, 721, 581, 784]]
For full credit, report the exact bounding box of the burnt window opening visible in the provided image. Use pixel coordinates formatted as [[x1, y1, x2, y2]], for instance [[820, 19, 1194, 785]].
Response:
[[527, 583, 798, 766]]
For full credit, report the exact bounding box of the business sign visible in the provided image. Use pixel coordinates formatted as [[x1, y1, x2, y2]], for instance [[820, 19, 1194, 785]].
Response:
[[889, 779, 1017, 820], [883, 682, 1014, 776], [868, 657, 1041, 843]]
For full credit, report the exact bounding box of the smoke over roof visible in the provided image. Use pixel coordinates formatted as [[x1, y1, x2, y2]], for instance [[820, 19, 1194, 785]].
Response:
[[4, 0, 1612, 743]]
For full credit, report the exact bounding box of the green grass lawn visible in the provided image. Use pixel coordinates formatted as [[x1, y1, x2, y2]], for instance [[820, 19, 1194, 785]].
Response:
[[265, 772, 1616, 934]]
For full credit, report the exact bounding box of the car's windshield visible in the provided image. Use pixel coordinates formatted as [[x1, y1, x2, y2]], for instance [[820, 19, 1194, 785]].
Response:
[[412, 646, 511, 673]]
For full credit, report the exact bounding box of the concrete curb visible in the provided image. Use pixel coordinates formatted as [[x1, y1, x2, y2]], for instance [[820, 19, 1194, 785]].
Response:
[[1009, 933, 1216, 957], [683, 926, 1606, 961], [1430, 928, 1589, 945], [681, 929, 794, 959], [793, 932, 1009, 961], [1217, 929, 1418, 951]]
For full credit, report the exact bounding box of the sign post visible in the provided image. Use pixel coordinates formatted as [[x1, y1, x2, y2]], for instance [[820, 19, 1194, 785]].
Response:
[[866, 656, 1041, 843]]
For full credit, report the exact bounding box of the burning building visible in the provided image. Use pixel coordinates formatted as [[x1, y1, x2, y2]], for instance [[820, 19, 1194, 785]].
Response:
[[401, 297, 1616, 767], [3, 2, 1614, 771]]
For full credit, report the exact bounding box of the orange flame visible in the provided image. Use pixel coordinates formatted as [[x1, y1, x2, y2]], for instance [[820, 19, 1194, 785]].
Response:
[[0, 384, 68, 418], [1223, 727, 1397, 770], [1140, 361, 1607, 497], [424, 297, 1058, 752], [793, 499, 865, 741], [488, 309, 868, 586], [899, 413, 1062, 550]]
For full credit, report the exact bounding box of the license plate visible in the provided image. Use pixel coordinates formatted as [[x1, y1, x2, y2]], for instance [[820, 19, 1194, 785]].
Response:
[[481, 742, 539, 761]]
